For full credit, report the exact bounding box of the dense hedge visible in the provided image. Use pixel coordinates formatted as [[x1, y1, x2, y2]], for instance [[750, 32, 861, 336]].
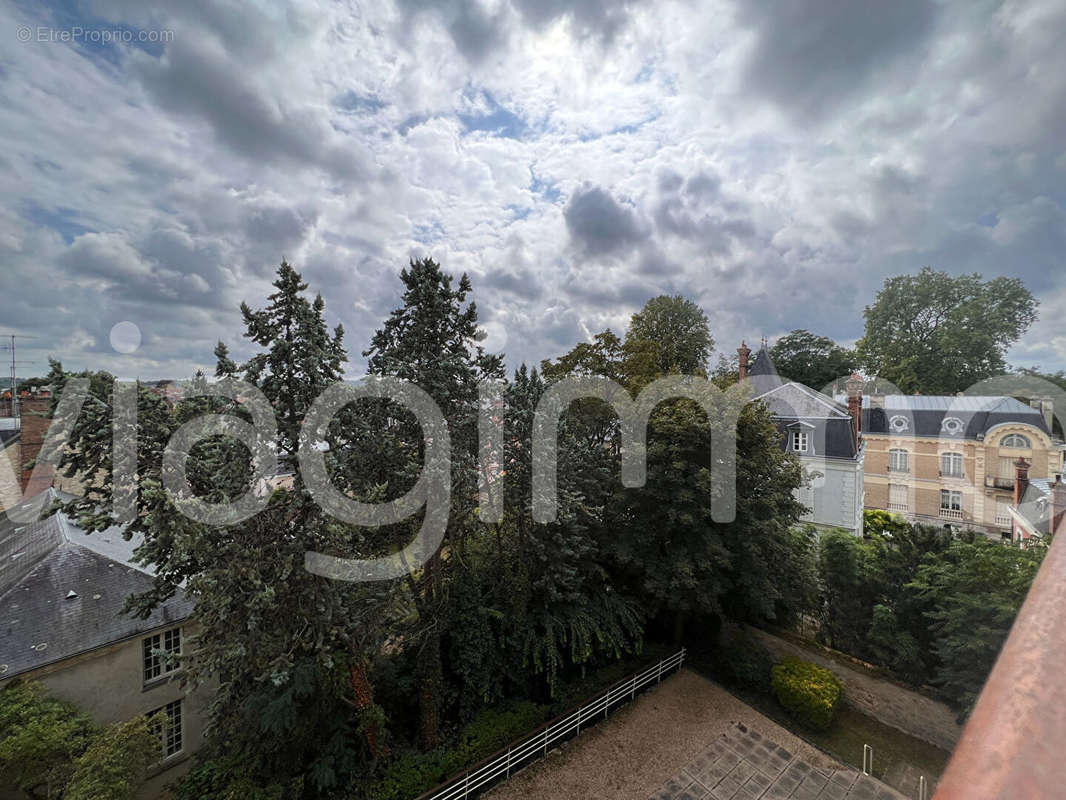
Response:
[[770, 658, 843, 731], [716, 634, 775, 693], [372, 701, 544, 800]]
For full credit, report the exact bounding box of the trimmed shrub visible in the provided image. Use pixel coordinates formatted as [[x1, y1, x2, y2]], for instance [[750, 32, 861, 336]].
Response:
[[770, 658, 843, 731]]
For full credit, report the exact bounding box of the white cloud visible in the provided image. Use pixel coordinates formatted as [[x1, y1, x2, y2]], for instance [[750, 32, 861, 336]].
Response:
[[1, 0, 1064, 382]]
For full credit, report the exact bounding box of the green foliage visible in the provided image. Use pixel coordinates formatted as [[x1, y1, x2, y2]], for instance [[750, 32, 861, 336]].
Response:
[[771, 658, 843, 731], [624, 294, 713, 377], [371, 702, 544, 800], [769, 330, 858, 393], [818, 515, 1040, 708], [818, 531, 878, 657], [716, 631, 774, 693], [908, 537, 1044, 710], [857, 267, 1037, 394], [65, 714, 162, 800], [49, 261, 393, 796], [0, 681, 158, 800], [175, 754, 288, 800], [0, 681, 94, 797]]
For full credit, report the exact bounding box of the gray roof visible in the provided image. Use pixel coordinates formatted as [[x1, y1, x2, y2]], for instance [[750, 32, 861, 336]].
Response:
[[1015, 479, 1054, 537], [754, 383, 851, 420], [851, 395, 1045, 414], [832, 394, 1051, 440], [752, 380, 860, 461], [0, 492, 192, 678]]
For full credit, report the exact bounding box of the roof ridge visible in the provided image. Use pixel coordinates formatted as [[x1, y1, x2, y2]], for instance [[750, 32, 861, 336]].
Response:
[[755, 381, 849, 416]]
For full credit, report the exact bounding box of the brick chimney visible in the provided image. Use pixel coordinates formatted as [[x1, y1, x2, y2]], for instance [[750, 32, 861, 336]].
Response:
[[1052, 475, 1066, 536], [1014, 457, 1031, 509], [737, 341, 751, 381], [846, 373, 864, 445]]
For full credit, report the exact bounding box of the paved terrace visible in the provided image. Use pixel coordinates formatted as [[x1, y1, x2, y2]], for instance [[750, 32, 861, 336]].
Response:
[[649, 722, 905, 800], [488, 669, 905, 800]]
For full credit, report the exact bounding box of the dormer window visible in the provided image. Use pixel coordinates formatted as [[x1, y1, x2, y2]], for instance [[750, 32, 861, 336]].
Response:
[[941, 416, 965, 436], [790, 431, 809, 453], [889, 415, 910, 433]]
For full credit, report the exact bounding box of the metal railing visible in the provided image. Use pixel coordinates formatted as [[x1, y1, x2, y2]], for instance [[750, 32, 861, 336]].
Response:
[[414, 649, 687, 800], [934, 515, 1066, 797], [984, 475, 1014, 490]]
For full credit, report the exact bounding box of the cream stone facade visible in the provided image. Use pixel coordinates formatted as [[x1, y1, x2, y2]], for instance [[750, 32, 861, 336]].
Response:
[[859, 399, 1065, 537]]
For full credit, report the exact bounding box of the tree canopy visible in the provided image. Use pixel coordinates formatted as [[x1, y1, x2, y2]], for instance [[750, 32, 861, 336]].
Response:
[[857, 267, 1037, 394], [769, 330, 858, 393]]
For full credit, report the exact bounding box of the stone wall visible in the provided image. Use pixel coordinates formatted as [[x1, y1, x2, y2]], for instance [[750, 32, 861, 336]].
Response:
[[748, 627, 961, 751]]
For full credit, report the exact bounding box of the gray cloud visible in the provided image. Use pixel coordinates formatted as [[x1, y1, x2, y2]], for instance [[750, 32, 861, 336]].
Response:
[[564, 185, 648, 255], [735, 0, 940, 122], [2, 0, 1065, 381]]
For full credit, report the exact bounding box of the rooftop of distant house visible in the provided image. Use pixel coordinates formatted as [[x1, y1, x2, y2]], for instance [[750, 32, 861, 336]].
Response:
[[0, 490, 192, 679]]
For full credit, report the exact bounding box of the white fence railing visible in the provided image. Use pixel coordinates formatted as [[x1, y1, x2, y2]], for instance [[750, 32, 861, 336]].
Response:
[[415, 648, 687, 800]]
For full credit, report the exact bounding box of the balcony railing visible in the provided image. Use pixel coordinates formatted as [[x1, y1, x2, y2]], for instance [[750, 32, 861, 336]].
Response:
[[994, 514, 1012, 528], [985, 475, 1014, 490], [888, 502, 909, 512], [886, 465, 909, 473], [933, 515, 1066, 798], [939, 508, 964, 520]]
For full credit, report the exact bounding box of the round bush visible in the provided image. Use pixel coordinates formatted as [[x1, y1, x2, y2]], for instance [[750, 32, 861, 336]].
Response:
[[770, 658, 843, 731]]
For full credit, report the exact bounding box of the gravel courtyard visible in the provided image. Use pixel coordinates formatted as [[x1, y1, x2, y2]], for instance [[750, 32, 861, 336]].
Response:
[[486, 668, 853, 800]]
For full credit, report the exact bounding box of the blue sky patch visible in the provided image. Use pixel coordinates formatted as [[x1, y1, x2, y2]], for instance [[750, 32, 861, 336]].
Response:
[[22, 202, 92, 244]]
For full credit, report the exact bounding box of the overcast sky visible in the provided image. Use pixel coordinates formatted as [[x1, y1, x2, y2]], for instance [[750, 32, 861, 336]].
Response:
[[2, 0, 1065, 381]]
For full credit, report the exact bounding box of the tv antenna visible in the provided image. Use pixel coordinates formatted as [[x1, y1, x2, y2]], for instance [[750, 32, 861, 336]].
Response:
[[0, 334, 38, 420]]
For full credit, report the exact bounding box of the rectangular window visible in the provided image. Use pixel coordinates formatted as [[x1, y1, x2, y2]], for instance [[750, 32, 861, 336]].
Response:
[[940, 489, 963, 511], [995, 500, 1012, 528], [889, 484, 908, 512], [889, 449, 909, 472], [790, 431, 808, 452], [999, 457, 1017, 480], [143, 628, 181, 684], [941, 452, 964, 478], [150, 699, 183, 759]]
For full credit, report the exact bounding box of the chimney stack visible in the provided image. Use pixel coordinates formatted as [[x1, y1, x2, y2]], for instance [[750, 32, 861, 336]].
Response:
[[737, 341, 751, 381], [1052, 475, 1066, 536], [846, 373, 864, 445], [1014, 457, 1031, 510], [1030, 396, 1054, 432]]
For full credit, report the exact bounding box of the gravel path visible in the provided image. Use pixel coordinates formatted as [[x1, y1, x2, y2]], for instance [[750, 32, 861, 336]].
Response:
[[486, 668, 841, 800]]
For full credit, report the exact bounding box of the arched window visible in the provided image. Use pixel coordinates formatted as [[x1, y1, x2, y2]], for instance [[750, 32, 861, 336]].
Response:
[[1001, 433, 1032, 449]]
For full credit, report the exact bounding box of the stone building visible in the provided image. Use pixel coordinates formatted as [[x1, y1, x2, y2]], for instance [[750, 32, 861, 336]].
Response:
[[0, 490, 208, 798], [845, 392, 1065, 538], [740, 343, 865, 535]]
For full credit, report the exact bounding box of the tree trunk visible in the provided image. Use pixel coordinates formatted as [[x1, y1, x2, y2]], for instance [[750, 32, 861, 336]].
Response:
[[417, 626, 442, 750], [349, 658, 385, 759]]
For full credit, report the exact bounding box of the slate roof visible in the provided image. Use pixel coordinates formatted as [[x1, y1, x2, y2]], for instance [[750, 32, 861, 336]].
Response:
[[0, 491, 192, 679], [832, 394, 1051, 440], [1014, 479, 1055, 538], [749, 352, 860, 461]]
